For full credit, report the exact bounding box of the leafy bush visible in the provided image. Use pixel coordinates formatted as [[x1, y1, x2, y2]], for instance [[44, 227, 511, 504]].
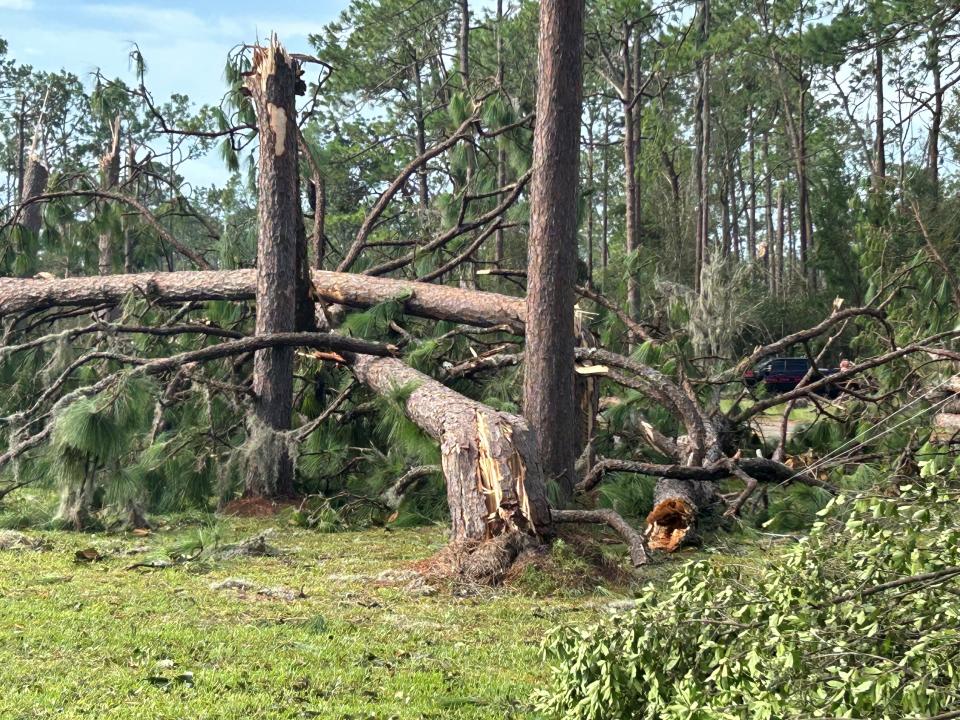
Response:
[[536, 478, 960, 719]]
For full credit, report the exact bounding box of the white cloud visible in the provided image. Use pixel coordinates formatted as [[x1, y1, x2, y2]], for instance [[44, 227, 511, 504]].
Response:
[[79, 3, 205, 32], [0, 0, 34, 10]]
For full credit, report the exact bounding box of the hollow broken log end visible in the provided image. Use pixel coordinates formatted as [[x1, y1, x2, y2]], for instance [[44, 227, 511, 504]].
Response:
[[645, 498, 696, 552]]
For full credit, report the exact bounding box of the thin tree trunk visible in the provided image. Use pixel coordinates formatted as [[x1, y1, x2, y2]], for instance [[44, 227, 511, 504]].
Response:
[[459, 0, 470, 91], [412, 60, 430, 209], [694, 0, 711, 293], [928, 31, 942, 199], [763, 131, 774, 292], [798, 74, 811, 285], [720, 173, 730, 258], [787, 193, 795, 281], [494, 0, 506, 267], [243, 38, 302, 498], [601, 108, 610, 276], [776, 182, 785, 296], [729, 162, 740, 261], [873, 43, 885, 191], [747, 108, 757, 259], [621, 24, 640, 320], [124, 142, 137, 273], [98, 118, 121, 276], [15, 94, 26, 203], [312, 175, 326, 269], [586, 117, 595, 288], [522, 0, 584, 502]]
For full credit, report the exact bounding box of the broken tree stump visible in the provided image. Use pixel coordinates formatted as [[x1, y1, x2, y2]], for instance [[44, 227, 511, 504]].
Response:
[[350, 353, 551, 579]]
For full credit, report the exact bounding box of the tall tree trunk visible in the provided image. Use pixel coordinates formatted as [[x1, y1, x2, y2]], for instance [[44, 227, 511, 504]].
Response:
[[728, 162, 740, 261], [311, 175, 326, 269], [763, 130, 774, 292], [601, 108, 610, 276], [927, 31, 942, 199], [98, 118, 122, 276], [124, 142, 137, 273], [586, 117, 595, 288], [694, 0, 711, 293], [797, 74, 811, 285], [776, 182, 785, 296], [459, 0, 470, 91], [494, 0, 506, 267], [747, 107, 757, 260], [15, 94, 27, 203], [873, 43, 885, 191], [243, 38, 302, 498], [621, 24, 641, 320], [522, 0, 584, 503], [720, 173, 731, 258], [412, 60, 430, 209]]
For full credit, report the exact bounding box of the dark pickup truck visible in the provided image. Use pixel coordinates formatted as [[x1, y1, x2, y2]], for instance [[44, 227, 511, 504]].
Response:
[[743, 357, 841, 396]]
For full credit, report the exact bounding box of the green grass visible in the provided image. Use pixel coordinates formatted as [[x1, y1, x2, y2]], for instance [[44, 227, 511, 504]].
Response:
[[0, 506, 640, 719], [719, 396, 819, 423]]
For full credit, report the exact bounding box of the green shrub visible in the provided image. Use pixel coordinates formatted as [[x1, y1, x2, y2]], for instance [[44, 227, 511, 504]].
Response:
[[536, 478, 960, 719]]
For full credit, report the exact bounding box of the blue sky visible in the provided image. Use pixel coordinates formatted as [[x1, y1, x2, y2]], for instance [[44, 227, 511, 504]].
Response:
[[1, 0, 354, 184], [2, 0, 501, 186]]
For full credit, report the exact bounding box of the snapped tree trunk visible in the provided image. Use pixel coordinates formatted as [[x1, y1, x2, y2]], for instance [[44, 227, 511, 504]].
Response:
[[98, 118, 121, 276], [243, 38, 302, 498], [19, 154, 48, 238], [523, 0, 584, 502], [646, 476, 718, 551], [350, 353, 551, 579]]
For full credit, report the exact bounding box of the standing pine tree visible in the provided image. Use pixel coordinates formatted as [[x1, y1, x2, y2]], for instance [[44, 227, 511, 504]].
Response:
[[523, 0, 585, 502]]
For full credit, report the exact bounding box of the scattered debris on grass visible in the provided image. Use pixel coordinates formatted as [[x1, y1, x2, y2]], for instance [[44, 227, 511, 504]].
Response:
[[74, 547, 105, 563], [375, 569, 436, 596], [0, 529, 46, 551], [216, 530, 283, 560], [210, 577, 305, 601]]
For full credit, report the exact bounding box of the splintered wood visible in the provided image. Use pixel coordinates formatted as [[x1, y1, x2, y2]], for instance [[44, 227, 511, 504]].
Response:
[[475, 411, 534, 538], [646, 498, 696, 551]]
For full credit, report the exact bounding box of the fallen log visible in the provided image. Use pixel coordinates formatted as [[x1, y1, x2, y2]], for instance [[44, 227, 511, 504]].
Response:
[[645, 477, 719, 552], [0, 269, 526, 332], [348, 353, 551, 580]]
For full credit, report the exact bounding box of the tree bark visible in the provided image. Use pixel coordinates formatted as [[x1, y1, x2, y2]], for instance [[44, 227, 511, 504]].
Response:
[[621, 24, 641, 319], [646, 476, 718, 551], [694, 0, 711, 294], [98, 118, 122, 276], [494, 0, 506, 267], [763, 131, 774, 292], [927, 31, 943, 199], [0, 269, 528, 331], [776, 182, 785, 295], [747, 108, 757, 259], [243, 38, 302, 498], [873, 43, 885, 191], [523, 0, 584, 503], [350, 353, 551, 579], [18, 154, 48, 238]]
